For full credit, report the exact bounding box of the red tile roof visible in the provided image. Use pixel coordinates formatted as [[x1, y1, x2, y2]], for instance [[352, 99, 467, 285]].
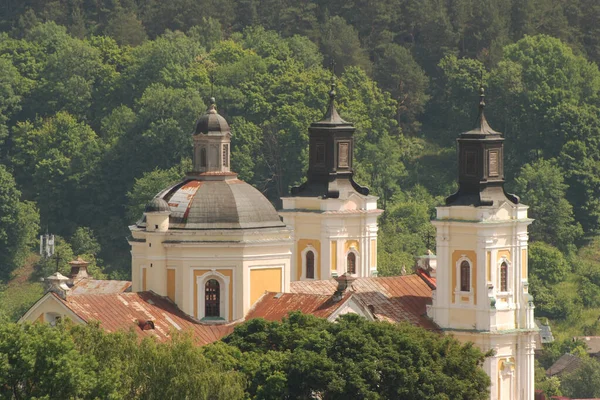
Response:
[[246, 292, 354, 321], [70, 279, 132, 295], [56, 292, 235, 346], [290, 275, 437, 330]]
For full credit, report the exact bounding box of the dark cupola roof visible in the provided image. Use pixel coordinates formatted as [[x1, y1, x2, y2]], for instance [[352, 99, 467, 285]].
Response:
[[137, 178, 286, 230], [290, 81, 369, 199], [145, 197, 170, 213], [137, 97, 286, 231], [194, 98, 230, 135], [445, 88, 519, 207]]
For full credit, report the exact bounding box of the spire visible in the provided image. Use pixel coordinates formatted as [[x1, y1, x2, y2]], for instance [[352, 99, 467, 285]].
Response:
[[464, 87, 498, 136], [319, 79, 347, 124], [290, 79, 369, 198], [444, 87, 518, 207]]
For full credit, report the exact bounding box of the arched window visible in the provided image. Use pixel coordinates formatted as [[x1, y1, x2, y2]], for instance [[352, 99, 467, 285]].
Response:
[[347, 252, 356, 274], [306, 251, 315, 279], [200, 147, 207, 167], [500, 262, 508, 292], [460, 261, 470, 292], [205, 279, 220, 317]]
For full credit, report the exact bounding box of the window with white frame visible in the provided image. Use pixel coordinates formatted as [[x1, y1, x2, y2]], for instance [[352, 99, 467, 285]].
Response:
[[196, 270, 230, 321], [301, 246, 318, 280], [347, 252, 356, 274], [455, 256, 473, 296], [499, 260, 508, 292], [460, 260, 470, 292]]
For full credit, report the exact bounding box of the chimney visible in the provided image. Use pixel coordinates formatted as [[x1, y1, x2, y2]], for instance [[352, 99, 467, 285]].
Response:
[[45, 272, 70, 300], [68, 257, 90, 284], [333, 273, 356, 302]]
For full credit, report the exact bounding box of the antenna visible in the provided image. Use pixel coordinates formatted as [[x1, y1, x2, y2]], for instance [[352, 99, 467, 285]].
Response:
[[53, 251, 62, 273]]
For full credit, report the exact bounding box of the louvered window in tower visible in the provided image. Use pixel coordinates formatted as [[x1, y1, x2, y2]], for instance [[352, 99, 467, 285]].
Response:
[[500, 262, 508, 292], [460, 261, 470, 292], [223, 144, 229, 167], [200, 147, 207, 167], [306, 251, 315, 279], [205, 279, 220, 317], [347, 252, 356, 274]]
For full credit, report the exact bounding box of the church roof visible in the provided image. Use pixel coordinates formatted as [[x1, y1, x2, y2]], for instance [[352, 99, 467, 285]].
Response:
[[37, 275, 437, 346], [54, 291, 236, 345], [290, 275, 438, 330], [246, 291, 357, 321], [193, 98, 230, 135], [70, 279, 132, 295], [138, 178, 286, 230]]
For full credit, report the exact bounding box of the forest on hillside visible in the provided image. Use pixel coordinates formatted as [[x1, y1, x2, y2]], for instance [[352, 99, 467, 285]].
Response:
[[2, 1, 600, 396]]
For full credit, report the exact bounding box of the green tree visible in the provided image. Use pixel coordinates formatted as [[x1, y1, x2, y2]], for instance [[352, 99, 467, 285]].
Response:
[[104, 8, 147, 47], [513, 158, 582, 251], [0, 165, 40, 278], [126, 160, 191, 223], [0, 322, 93, 399], [221, 312, 490, 399], [11, 112, 102, 234], [529, 241, 569, 284], [70, 227, 101, 257], [320, 16, 371, 74], [373, 43, 429, 134], [561, 356, 600, 398]]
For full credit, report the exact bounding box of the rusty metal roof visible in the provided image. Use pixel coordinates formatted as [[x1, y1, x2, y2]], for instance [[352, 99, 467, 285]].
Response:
[[56, 292, 235, 345], [246, 292, 354, 321], [290, 275, 438, 330], [70, 279, 132, 295]]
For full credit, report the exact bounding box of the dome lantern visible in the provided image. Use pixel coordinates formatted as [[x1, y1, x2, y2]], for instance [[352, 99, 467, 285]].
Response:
[[192, 98, 231, 174]]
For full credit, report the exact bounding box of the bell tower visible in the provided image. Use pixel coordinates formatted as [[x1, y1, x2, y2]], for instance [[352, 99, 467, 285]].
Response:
[[428, 89, 536, 400], [280, 81, 382, 281]]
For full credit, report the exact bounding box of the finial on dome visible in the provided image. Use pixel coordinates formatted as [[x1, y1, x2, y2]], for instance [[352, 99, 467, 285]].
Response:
[[329, 79, 336, 100], [208, 97, 217, 114], [479, 86, 485, 107]]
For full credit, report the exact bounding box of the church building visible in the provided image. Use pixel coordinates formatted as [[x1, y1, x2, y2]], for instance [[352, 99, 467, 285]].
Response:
[[19, 85, 536, 400]]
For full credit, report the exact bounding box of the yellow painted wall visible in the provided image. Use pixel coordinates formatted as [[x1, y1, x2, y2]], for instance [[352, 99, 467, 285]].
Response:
[[142, 268, 147, 291], [167, 269, 176, 302], [297, 239, 321, 280], [344, 240, 359, 253], [522, 248, 527, 280], [498, 249, 511, 263], [193, 269, 233, 319], [370, 240, 377, 268], [451, 250, 478, 305], [249, 268, 282, 305], [331, 241, 337, 271]]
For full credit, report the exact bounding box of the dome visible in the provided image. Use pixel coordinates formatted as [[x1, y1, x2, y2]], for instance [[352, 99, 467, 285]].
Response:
[[145, 197, 170, 213], [194, 100, 230, 135], [138, 178, 286, 230]]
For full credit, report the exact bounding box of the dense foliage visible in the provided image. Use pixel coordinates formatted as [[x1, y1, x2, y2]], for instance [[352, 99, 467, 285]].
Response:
[[0, 314, 490, 399], [221, 312, 490, 399], [2, 1, 600, 395]]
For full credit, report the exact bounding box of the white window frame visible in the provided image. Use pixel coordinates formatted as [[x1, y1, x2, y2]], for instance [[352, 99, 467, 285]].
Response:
[[496, 257, 513, 308], [196, 269, 230, 321], [301, 245, 318, 280], [454, 255, 474, 305], [345, 248, 360, 276]]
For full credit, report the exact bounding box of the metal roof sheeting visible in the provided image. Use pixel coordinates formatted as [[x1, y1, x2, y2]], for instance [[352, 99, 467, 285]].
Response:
[[70, 279, 132, 295], [57, 292, 235, 345], [290, 275, 437, 330], [246, 292, 354, 321]]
